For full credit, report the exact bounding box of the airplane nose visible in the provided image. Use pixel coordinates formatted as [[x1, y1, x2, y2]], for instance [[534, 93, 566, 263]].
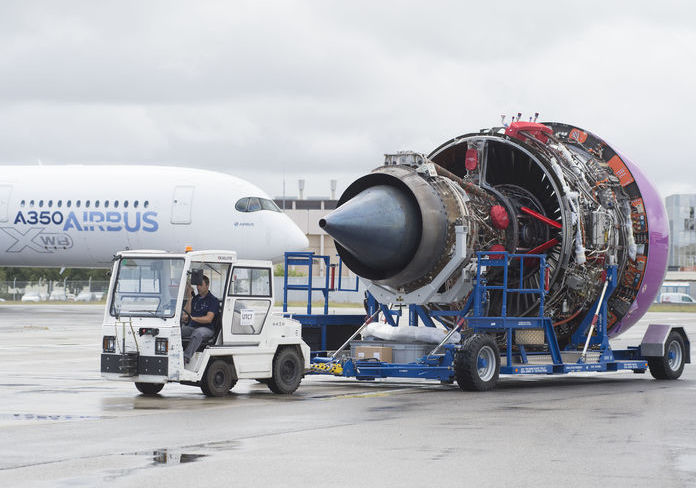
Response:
[[288, 224, 309, 251], [279, 214, 308, 253]]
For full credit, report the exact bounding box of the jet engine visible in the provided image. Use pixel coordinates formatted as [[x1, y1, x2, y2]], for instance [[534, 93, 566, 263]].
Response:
[[320, 121, 668, 345]]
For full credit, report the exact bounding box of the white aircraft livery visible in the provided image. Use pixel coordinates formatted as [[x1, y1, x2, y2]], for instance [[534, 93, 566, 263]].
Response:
[[0, 165, 308, 267]]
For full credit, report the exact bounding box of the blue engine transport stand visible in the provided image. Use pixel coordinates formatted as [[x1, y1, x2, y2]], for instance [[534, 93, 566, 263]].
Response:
[[283, 252, 364, 356], [310, 251, 690, 391]]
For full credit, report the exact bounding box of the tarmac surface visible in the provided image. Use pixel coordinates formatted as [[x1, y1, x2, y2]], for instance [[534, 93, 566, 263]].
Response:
[[0, 305, 695, 487]]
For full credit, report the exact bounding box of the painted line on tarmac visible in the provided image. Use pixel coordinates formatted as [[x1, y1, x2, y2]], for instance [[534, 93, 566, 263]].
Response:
[[310, 387, 416, 400]]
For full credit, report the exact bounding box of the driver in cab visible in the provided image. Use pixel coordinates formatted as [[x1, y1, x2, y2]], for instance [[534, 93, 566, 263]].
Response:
[[181, 275, 218, 364]]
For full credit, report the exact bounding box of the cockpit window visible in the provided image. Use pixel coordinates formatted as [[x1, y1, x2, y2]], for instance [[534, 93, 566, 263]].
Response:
[[235, 198, 249, 212], [235, 197, 281, 213], [247, 198, 262, 212], [261, 199, 281, 212]]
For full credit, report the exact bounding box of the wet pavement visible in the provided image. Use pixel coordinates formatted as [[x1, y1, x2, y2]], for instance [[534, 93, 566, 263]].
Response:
[[0, 305, 695, 487]]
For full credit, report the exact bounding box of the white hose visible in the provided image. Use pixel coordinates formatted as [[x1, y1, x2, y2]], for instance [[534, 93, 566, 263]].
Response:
[[621, 201, 637, 261], [550, 157, 586, 265]]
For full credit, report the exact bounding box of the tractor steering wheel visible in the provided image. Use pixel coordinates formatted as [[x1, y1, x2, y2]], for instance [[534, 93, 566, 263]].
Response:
[[181, 308, 191, 325]]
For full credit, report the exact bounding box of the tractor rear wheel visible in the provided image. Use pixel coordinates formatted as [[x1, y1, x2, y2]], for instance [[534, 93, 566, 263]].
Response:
[[267, 348, 303, 394]]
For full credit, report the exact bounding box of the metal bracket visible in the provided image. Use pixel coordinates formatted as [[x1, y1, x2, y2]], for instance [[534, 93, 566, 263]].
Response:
[[366, 225, 470, 305]]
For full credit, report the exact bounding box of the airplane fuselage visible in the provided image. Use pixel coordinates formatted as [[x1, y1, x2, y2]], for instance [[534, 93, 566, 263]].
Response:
[[0, 165, 308, 267]]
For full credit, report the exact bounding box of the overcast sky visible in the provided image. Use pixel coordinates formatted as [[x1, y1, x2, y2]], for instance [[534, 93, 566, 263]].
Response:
[[0, 1, 694, 199]]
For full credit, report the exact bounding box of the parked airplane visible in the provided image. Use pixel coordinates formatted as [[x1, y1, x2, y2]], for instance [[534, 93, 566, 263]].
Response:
[[0, 165, 308, 267]]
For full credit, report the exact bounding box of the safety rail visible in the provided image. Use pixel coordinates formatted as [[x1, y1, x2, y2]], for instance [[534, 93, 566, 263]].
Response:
[[467, 251, 563, 367], [283, 252, 331, 314], [336, 257, 359, 292], [473, 250, 548, 319], [283, 252, 365, 355], [283, 252, 360, 314]]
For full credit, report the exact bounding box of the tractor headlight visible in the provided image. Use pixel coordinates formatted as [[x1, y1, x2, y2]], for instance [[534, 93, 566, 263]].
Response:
[[103, 336, 116, 353], [155, 338, 168, 355]]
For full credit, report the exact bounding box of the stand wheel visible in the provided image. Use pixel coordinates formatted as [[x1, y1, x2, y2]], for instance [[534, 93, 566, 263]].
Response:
[[648, 331, 686, 380], [454, 334, 500, 392]]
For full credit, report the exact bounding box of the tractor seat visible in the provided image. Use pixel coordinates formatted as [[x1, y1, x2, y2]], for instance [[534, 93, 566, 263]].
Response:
[[182, 303, 223, 352]]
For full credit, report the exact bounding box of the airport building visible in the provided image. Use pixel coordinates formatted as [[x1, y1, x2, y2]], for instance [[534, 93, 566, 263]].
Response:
[[274, 195, 342, 277], [274, 197, 338, 259], [665, 194, 696, 270]]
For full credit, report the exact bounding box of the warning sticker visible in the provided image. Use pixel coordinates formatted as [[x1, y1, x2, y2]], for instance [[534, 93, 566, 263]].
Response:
[[569, 128, 588, 144], [636, 255, 647, 271], [607, 155, 635, 187], [631, 198, 645, 214]]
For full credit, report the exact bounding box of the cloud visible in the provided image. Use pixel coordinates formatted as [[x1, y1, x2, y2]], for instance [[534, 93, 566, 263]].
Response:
[[0, 1, 694, 198]]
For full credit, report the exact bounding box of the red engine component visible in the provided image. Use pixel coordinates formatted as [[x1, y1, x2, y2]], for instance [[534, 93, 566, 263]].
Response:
[[505, 122, 553, 144], [489, 244, 506, 254], [490, 205, 509, 229], [465, 148, 478, 171]]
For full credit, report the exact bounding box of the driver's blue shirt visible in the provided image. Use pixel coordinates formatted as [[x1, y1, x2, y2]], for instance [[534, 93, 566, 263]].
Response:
[[190, 292, 218, 330]]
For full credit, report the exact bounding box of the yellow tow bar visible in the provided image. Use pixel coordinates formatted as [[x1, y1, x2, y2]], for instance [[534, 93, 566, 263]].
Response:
[[310, 362, 343, 375]]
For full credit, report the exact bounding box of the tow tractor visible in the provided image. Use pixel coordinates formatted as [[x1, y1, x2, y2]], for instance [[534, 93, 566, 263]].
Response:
[[304, 251, 690, 391], [100, 249, 310, 396]]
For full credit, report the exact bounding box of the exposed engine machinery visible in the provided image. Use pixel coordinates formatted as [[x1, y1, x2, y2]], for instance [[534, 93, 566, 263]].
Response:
[[320, 120, 668, 346]]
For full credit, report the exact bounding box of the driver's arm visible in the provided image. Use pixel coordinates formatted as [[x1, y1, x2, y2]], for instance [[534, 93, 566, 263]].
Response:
[[183, 283, 193, 316], [190, 311, 215, 325]]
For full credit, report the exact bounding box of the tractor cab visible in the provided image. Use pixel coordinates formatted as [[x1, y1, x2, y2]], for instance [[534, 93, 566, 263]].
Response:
[[101, 249, 310, 396]]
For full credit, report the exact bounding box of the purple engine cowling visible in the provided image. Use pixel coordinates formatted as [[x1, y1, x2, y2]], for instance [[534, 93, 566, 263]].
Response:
[[610, 152, 668, 335]]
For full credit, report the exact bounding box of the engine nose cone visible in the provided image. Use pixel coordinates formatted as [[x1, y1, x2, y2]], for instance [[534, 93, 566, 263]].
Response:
[[320, 185, 421, 274]]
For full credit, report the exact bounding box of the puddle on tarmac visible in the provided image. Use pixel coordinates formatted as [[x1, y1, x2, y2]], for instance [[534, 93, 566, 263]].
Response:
[[51, 441, 240, 486], [126, 440, 240, 466], [141, 450, 207, 465]]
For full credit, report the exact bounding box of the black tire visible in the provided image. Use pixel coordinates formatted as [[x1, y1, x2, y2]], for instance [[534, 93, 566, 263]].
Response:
[[648, 332, 686, 380], [199, 379, 211, 396], [201, 359, 235, 397], [454, 334, 500, 392], [267, 348, 303, 394], [135, 382, 164, 395]]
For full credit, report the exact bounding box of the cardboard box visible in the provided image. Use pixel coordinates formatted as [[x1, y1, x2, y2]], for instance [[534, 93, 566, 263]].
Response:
[[351, 341, 429, 363], [354, 346, 393, 363]]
